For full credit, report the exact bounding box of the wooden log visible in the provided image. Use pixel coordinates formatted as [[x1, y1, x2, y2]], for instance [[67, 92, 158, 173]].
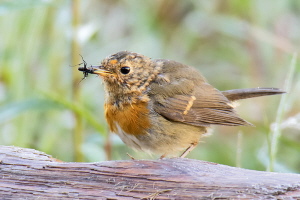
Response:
[[0, 145, 299, 199]]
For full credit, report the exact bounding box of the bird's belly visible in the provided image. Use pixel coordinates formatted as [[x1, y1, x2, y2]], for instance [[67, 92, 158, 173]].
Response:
[[105, 102, 207, 157], [113, 116, 207, 157]]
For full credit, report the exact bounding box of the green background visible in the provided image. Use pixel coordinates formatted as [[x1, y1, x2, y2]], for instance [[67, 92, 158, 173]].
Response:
[[0, 0, 299, 173]]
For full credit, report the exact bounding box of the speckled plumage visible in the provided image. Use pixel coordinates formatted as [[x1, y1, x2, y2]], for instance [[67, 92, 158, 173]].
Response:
[[82, 51, 284, 157]]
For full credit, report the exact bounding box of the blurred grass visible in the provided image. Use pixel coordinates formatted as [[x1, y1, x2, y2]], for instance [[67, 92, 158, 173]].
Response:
[[71, 0, 83, 162], [268, 53, 297, 171], [0, 0, 299, 172]]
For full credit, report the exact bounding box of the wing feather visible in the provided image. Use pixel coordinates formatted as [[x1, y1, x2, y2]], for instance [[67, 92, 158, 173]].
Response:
[[153, 85, 252, 127], [149, 60, 252, 127]]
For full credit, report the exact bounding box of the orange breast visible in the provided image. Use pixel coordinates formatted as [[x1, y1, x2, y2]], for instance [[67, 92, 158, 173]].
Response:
[[105, 102, 150, 136]]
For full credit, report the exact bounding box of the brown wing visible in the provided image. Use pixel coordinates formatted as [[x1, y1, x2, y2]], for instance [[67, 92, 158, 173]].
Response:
[[153, 83, 252, 127]]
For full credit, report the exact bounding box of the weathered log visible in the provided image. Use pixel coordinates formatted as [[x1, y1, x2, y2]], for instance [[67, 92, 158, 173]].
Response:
[[0, 145, 299, 199]]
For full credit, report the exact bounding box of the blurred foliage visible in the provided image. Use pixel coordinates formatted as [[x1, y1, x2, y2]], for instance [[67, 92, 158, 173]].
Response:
[[0, 0, 299, 173]]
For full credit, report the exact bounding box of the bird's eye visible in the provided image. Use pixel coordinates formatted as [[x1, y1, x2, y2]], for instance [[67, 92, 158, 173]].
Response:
[[120, 66, 130, 74]]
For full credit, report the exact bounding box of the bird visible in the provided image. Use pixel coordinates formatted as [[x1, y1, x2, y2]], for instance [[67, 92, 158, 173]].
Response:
[[78, 51, 284, 158]]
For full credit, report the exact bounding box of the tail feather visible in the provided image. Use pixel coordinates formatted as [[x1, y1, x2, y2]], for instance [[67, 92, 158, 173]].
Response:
[[222, 88, 285, 101]]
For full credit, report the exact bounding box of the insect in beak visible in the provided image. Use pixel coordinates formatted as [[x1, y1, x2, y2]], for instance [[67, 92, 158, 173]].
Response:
[[74, 55, 93, 81], [76, 55, 112, 81]]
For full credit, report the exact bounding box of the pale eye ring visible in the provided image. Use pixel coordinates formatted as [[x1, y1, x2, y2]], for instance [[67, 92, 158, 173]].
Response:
[[120, 66, 130, 74]]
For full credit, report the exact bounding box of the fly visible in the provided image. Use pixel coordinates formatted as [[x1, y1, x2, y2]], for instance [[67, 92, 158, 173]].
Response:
[[76, 55, 95, 81]]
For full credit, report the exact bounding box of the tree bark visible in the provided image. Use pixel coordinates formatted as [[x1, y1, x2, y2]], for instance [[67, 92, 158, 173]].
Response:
[[0, 145, 299, 199]]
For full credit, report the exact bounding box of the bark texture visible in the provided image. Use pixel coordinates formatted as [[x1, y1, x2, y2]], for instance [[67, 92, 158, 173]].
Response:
[[0, 145, 299, 199]]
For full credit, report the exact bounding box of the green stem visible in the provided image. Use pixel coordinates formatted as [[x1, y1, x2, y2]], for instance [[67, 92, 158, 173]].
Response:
[[71, 0, 83, 162], [268, 53, 297, 171]]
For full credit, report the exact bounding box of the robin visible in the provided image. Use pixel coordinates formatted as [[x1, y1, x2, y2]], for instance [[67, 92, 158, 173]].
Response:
[[78, 51, 284, 158]]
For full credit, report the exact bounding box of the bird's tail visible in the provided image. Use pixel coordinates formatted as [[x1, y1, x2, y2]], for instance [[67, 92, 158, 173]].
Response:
[[222, 88, 285, 101]]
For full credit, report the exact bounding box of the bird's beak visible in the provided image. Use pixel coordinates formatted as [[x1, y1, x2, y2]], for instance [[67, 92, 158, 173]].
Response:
[[90, 65, 112, 76]]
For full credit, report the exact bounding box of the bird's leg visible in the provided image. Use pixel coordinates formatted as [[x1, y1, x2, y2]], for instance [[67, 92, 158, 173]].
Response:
[[180, 142, 198, 158], [126, 153, 135, 160], [159, 154, 166, 159]]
